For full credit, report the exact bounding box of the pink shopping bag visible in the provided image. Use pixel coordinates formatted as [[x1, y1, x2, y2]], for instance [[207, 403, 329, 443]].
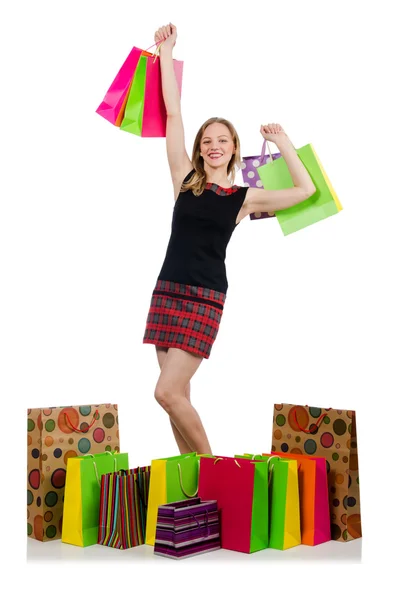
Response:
[[198, 456, 268, 553], [96, 44, 158, 126], [141, 54, 183, 137]]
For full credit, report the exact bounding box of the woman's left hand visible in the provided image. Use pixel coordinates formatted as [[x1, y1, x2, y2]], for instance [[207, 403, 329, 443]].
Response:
[[260, 123, 287, 144]]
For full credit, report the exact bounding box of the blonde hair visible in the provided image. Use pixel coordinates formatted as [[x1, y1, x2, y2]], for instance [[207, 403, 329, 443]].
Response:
[[181, 117, 242, 197]]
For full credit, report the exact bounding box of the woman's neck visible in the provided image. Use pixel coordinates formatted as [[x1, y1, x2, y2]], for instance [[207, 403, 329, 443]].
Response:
[[204, 166, 231, 187]]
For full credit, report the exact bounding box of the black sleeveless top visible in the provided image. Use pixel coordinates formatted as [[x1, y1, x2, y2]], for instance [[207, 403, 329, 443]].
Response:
[[157, 170, 249, 294]]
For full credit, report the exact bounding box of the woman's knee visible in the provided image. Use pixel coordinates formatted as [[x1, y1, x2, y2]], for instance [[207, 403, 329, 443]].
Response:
[[154, 384, 178, 412]]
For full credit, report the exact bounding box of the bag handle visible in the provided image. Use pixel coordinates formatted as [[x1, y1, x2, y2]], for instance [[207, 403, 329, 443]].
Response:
[[187, 510, 209, 538], [135, 468, 149, 508], [64, 409, 99, 433], [259, 138, 298, 164], [260, 140, 275, 164], [293, 408, 327, 433], [88, 451, 119, 487], [143, 41, 165, 64], [214, 457, 241, 468], [177, 462, 200, 498], [118, 467, 148, 507]]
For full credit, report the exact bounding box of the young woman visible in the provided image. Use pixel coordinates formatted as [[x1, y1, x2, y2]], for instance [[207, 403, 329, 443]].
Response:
[[143, 23, 316, 455]]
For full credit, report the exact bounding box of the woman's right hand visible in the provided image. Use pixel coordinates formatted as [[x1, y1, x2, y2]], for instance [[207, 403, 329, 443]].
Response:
[[154, 23, 177, 52]]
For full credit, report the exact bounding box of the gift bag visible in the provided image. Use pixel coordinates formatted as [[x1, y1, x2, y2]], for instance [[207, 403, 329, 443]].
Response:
[[120, 48, 183, 137], [257, 142, 343, 235], [27, 403, 120, 542], [271, 452, 331, 546], [154, 498, 220, 559], [198, 456, 268, 553], [236, 454, 301, 550], [271, 403, 361, 541], [98, 466, 150, 549], [241, 140, 281, 220], [146, 452, 200, 546], [95, 45, 158, 126], [62, 451, 129, 547]]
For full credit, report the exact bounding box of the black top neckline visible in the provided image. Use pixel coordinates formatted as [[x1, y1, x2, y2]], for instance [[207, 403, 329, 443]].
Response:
[[206, 182, 240, 190]]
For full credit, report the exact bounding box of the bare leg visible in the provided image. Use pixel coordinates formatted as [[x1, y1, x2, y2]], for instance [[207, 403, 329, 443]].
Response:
[[154, 347, 212, 455], [156, 346, 192, 454]]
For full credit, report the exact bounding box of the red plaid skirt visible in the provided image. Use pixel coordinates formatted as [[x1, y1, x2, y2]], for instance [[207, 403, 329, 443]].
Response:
[[143, 280, 226, 359]]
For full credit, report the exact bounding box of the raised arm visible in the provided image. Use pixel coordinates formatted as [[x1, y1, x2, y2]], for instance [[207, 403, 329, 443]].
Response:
[[242, 124, 317, 218], [156, 24, 193, 200]]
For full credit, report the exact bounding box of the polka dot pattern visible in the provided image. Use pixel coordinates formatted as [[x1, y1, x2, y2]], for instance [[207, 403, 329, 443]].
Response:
[[27, 404, 120, 541], [241, 148, 282, 220], [271, 403, 361, 542]]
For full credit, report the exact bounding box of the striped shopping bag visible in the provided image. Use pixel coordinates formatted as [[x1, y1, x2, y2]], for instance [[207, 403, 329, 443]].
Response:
[[98, 466, 150, 549], [154, 498, 221, 559]]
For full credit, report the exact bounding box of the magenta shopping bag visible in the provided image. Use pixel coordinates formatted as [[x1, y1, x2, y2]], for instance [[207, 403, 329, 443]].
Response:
[[241, 141, 281, 220], [96, 44, 158, 127], [141, 54, 183, 137]]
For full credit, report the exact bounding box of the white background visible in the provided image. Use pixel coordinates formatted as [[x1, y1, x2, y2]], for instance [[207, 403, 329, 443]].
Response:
[[1, 0, 396, 596]]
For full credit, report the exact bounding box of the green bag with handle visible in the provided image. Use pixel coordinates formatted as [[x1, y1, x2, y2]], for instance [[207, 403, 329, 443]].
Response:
[[62, 451, 129, 547], [119, 53, 148, 135], [146, 452, 206, 546], [256, 142, 342, 235], [236, 454, 301, 550]]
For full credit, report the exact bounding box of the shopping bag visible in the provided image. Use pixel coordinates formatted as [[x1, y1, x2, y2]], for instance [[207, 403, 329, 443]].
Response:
[[146, 452, 200, 546], [62, 451, 129, 547], [154, 498, 220, 559], [257, 142, 343, 235], [241, 140, 281, 220], [27, 403, 120, 542], [120, 49, 183, 137], [98, 466, 150, 549], [271, 403, 361, 541], [236, 454, 301, 550], [198, 456, 268, 553], [271, 452, 331, 546], [95, 45, 153, 126]]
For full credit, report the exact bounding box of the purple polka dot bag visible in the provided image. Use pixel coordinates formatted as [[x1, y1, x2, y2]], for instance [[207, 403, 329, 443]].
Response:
[[241, 141, 282, 220]]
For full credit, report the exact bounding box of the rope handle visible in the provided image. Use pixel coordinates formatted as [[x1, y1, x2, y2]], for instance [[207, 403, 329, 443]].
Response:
[[243, 454, 279, 484], [118, 468, 149, 507], [266, 455, 280, 486], [260, 139, 275, 164], [135, 469, 149, 508], [143, 41, 165, 64], [214, 457, 241, 468], [187, 510, 209, 538], [177, 462, 199, 498], [259, 138, 298, 165], [64, 410, 99, 433], [293, 408, 327, 433], [88, 451, 119, 487]]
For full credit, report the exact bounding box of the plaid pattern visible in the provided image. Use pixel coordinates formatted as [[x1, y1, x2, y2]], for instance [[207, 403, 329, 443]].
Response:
[[143, 280, 226, 359], [204, 182, 241, 196]]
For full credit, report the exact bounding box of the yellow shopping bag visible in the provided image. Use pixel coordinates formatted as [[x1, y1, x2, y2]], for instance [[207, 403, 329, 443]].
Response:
[[146, 453, 200, 546]]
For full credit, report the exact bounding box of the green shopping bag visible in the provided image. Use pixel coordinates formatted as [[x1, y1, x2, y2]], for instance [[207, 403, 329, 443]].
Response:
[[236, 454, 301, 550], [257, 143, 342, 235], [146, 452, 203, 546], [62, 451, 129, 547], [120, 53, 148, 135]]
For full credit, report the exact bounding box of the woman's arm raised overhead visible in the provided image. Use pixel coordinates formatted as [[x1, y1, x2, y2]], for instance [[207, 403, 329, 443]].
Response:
[[242, 124, 317, 218], [156, 23, 193, 198]]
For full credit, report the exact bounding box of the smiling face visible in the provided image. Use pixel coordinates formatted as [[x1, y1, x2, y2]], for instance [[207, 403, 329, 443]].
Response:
[[199, 122, 235, 170]]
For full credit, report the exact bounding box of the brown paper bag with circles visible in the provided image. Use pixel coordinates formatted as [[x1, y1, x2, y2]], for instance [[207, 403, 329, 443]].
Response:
[[27, 404, 120, 542], [271, 403, 361, 542]]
